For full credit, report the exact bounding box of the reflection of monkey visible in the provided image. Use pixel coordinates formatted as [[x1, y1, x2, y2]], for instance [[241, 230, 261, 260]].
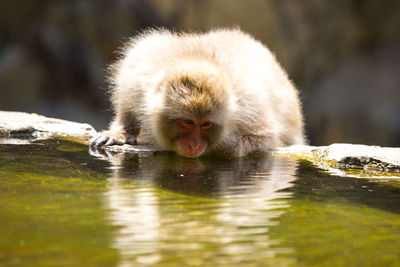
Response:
[[101, 151, 299, 265], [89, 147, 298, 198], [90, 29, 305, 157]]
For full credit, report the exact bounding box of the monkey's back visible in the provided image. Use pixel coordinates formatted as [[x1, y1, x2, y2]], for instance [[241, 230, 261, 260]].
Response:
[[112, 29, 305, 153]]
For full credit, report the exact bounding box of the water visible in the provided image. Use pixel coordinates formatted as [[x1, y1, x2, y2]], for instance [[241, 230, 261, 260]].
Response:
[[1, 138, 400, 266]]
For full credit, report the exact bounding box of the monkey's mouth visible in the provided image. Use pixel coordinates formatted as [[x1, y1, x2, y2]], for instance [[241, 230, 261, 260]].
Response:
[[178, 142, 207, 158]]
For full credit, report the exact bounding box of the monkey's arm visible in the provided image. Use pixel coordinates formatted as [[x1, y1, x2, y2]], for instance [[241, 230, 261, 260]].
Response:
[[90, 112, 140, 147]]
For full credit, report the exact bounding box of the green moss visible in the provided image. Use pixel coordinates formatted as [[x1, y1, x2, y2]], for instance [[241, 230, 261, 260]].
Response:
[[0, 141, 119, 266], [270, 197, 400, 266], [1, 138, 400, 266], [268, 162, 400, 266]]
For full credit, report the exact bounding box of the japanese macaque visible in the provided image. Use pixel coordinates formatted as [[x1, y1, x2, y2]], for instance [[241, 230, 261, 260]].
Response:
[[90, 28, 305, 157]]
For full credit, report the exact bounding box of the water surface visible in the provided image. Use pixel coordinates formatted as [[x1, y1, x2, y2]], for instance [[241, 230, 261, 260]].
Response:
[[1, 138, 400, 266]]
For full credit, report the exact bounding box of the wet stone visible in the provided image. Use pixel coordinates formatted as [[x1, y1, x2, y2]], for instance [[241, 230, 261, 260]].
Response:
[[0, 111, 96, 139], [277, 143, 400, 173]]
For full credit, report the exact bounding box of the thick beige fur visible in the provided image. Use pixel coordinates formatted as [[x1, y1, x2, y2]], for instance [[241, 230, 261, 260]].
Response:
[[103, 28, 305, 156]]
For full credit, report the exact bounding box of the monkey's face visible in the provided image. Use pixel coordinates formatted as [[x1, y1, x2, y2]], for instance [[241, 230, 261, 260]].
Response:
[[156, 115, 222, 158], [176, 118, 214, 157]]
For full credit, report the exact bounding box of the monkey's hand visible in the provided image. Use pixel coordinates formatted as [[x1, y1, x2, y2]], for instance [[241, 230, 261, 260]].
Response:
[[89, 130, 137, 147]]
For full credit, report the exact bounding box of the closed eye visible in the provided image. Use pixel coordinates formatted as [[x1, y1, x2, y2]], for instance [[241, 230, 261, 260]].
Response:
[[201, 121, 214, 130], [178, 119, 195, 129], [183, 119, 195, 125]]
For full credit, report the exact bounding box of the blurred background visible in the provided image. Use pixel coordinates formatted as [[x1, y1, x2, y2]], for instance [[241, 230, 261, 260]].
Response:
[[1, 0, 399, 147]]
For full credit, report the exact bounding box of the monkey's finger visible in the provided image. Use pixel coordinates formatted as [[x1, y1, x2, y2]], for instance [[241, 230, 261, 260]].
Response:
[[89, 133, 103, 147], [92, 135, 110, 147], [105, 136, 124, 146]]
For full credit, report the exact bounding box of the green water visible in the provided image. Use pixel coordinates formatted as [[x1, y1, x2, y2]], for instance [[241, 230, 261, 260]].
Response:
[[1, 138, 400, 266]]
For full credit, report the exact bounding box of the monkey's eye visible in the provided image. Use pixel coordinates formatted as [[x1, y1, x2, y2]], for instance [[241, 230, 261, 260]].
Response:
[[201, 121, 214, 130], [183, 119, 195, 125], [178, 119, 195, 129]]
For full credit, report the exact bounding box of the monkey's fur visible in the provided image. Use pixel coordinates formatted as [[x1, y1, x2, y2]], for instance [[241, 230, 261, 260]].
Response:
[[91, 28, 305, 157]]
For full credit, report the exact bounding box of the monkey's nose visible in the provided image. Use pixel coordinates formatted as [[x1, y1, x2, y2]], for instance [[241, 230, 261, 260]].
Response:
[[190, 141, 200, 150], [188, 139, 206, 156]]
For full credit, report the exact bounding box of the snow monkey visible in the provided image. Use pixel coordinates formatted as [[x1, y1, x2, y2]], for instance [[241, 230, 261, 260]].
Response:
[[90, 28, 305, 157]]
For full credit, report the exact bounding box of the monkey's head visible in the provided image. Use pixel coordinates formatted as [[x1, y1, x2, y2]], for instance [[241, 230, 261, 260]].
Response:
[[155, 60, 233, 158]]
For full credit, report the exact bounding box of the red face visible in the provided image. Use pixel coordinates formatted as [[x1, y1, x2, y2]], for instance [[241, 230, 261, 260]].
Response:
[[177, 118, 214, 157]]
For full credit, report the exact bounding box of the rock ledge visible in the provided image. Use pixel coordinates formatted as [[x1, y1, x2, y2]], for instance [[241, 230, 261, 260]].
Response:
[[0, 111, 96, 140], [276, 143, 400, 174]]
